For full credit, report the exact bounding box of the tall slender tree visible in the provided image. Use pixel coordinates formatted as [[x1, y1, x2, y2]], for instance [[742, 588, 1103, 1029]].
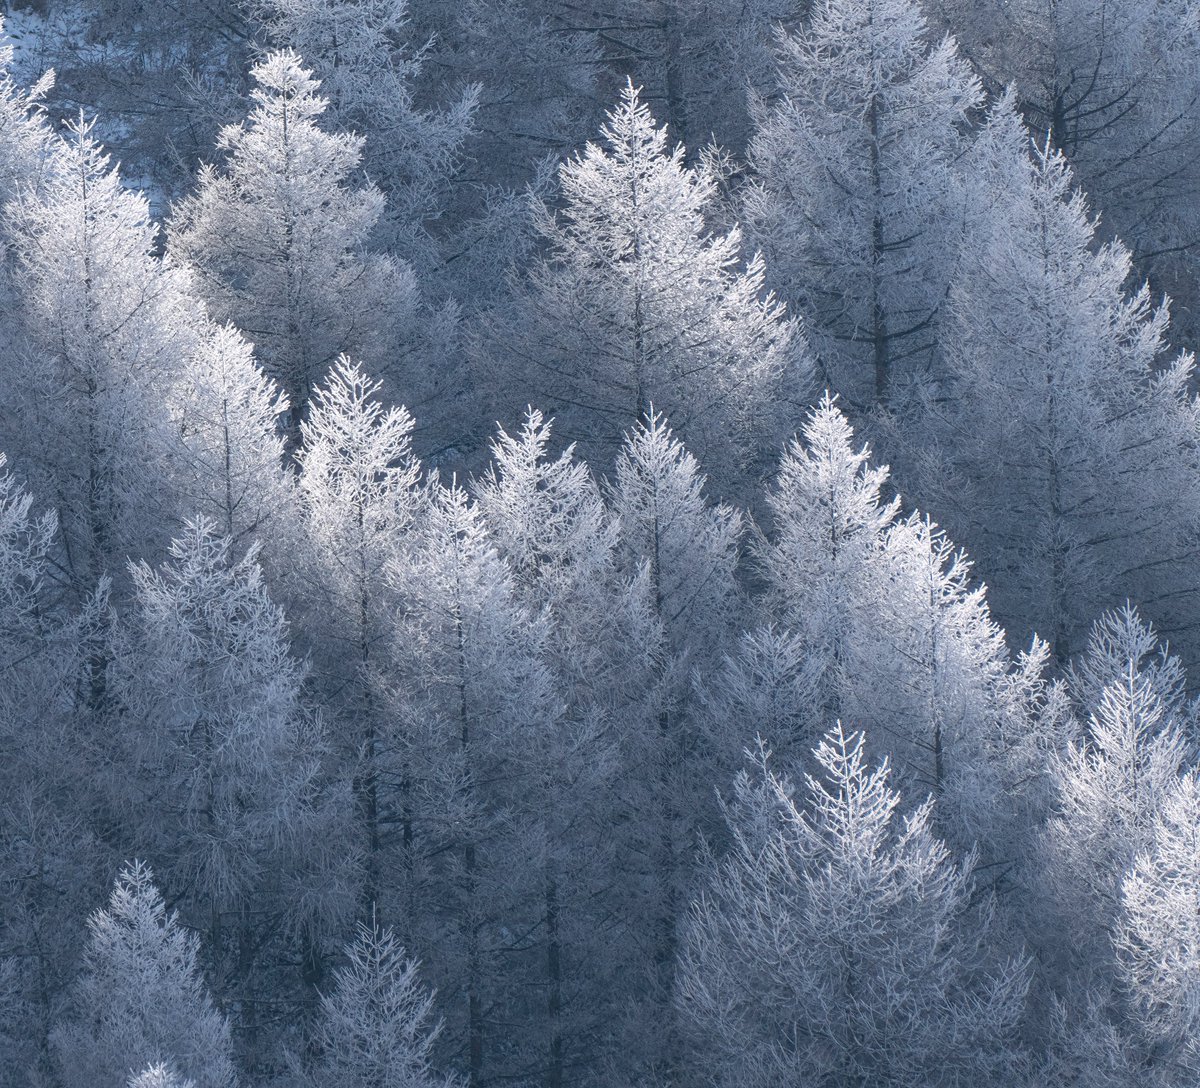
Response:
[[171, 51, 415, 448], [744, 0, 982, 406], [249, 0, 478, 271], [3, 116, 199, 600], [915, 96, 1200, 663]]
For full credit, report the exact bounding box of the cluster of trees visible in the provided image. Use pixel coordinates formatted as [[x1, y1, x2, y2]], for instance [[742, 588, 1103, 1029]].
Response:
[[2, 0, 1200, 1085]]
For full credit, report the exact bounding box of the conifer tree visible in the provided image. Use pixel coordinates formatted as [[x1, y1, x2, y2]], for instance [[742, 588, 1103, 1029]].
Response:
[[1041, 609, 1189, 989], [171, 51, 415, 447], [294, 357, 426, 907], [756, 394, 899, 722], [744, 0, 982, 405], [391, 479, 560, 1086], [0, 18, 55, 201], [757, 397, 1050, 858], [492, 82, 808, 485], [3, 116, 199, 598], [109, 520, 334, 990], [475, 410, 651, 1084], [679, 729, 1029, 1088], [1115, 771, 1200, 1081], [250, 0, 478, 270], [306, 920, 451, 1088], [917, 96, 1200, 662], [51, 862, 237, 1088], [169, 323, 296, 558]]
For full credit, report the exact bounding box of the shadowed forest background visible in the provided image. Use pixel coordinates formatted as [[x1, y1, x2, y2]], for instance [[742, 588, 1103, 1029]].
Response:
[[3, 1, 1200, 1086]]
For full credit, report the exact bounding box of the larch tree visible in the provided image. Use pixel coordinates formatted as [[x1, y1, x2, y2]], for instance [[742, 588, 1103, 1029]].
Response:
[[249, 0, 478, 271], [293, 356, 427, 909], [473, 409, 628, 1082], [931, 0, 1200, 336], [167, 322, 296, 561], [490, 82, 808, 487], [915, 95, 1200, 665], [756, 394, 899, 724], [603, 408, 744, 1075], [743, 0, 982, 407], [0, 18, 55, 202], [406, 0, 603, 193], [2, 116, 199, 601], [1040, 608, 1190, 998], [756, 396, 1050, 863], [1115, 770, 1200, 1083], [304, 920, 451, 1088], [170, 51, 416, 449], [0, 458, 114, 1083], [678, 728, 1029, 1088], [50, 862, 237, 1088], [127, 1065, 197, 1088], [389, 479, 561, 1086], [107, 519, 336, 1008]]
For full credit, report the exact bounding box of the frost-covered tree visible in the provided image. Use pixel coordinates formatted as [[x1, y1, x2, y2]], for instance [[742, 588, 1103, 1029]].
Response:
[[916, 97, 1200, 663], [407, 0, 602, 193], [0, 18, 55, 201], [1115, 771, 1200, 1082], [171, 51, 415, 447], [474, 410, 656, 1084], [168, 323, 296, 558], [744, 0, 982, 406], [128, 1065, 196, 1088], [3, 116, 199, 598], [390, 479, 561, 1085], [294, 357, 426, 906], [756, 394, 899, 721], [603, 409, 743, 1068], [932, 0, 1200, 331], [305, 920, 451, 1088], [109, 520, 328, 958], [249, 0, 477, 270], [51, 862, 236, 1088], [679, 729, 1029, 1088], [0, 458, 113, 1084], [756, 396, 1052, 860], [1041, 609, 1189, 989], [491, 82, 808, 485]]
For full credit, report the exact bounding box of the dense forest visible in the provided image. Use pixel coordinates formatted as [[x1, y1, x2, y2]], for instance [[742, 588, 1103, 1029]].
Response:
[[3, 0, 1200, 1085]]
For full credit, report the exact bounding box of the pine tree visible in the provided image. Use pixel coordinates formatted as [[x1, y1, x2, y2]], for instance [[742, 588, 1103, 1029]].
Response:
[[679, 728, 1029, 1087], [915, 96, 1200, 663], [51, 862, 237, 1088], [602, 409, 744, 1074], [170, 51, 416, 448], [744, 0, 982, 406], [491, 82, 808, 485]]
